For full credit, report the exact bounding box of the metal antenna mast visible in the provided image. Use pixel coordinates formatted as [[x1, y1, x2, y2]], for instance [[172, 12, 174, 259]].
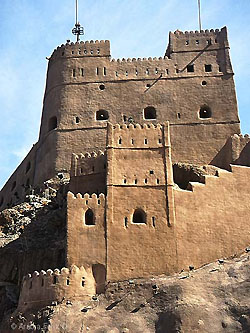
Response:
[[198, 0, 202, 31], [72, 0, 84, 42]]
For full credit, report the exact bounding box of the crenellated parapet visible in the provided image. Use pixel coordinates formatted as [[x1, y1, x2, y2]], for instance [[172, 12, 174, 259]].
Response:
[[167, 27, 229, 54], [18, 265, 96, 310], [107, 122, 169, 148], [50, 40, 110, 61], [231, 134, 250, 165], [71, 150, 106, 177]]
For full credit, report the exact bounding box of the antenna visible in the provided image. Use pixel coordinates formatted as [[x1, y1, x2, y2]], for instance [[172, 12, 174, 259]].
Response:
[[72, 0, 84, 42], [198, 0, 202, 31]]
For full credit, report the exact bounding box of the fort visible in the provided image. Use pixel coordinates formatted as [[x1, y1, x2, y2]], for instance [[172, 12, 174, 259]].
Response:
[[0, 26, 250, 312]]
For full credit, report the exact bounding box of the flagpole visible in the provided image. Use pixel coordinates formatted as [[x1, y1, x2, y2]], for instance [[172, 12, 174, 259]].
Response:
[[198, 0, 202, 31]]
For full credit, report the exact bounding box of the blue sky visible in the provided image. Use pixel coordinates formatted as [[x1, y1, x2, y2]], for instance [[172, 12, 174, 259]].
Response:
[[0, 0, 249, 188]]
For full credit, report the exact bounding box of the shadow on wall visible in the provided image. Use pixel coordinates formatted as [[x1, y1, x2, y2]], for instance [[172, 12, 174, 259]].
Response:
[[92, 264, 106, 294]]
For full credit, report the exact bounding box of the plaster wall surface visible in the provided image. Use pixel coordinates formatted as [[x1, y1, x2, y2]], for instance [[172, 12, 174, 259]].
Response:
[[174, 165, 250, 270]]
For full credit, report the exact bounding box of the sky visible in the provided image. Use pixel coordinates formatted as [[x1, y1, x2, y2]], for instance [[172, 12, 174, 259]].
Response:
[[0, 0, 249, 188]]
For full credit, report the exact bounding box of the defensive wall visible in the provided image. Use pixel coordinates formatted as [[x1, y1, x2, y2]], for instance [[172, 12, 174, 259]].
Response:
[[66, 129, 250, 282], [0, 27, 241, 211], [18, 265, 96, 311], [69, 151, 106, 195]]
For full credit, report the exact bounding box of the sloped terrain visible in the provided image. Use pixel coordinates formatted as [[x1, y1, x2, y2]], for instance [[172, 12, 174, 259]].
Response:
[[1, 251, 249, 332]]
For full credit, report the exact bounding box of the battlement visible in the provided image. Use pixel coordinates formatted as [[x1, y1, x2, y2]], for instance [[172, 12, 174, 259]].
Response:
[[68, 191, 105, 208], [71, 151, 106, 177], [18, 265, 96, 310], [167, 26, 229, 56], [50, 40, 111, 61], [107, 122, 170, 148]]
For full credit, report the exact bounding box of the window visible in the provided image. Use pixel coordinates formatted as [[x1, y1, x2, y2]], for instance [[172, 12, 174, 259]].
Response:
[[144, 106, 156, 120], [48, 116, 57, 131], [85, 208, 95, 225], [177, 112, 181, 119], [201, 81, 207, 86], [205, 64, 212, 72], [96, 110, 109, 121], [99, 84, 105, 90], [124, 217, 128, 228], [103, 67, 106, 76], [72, 69, 76, 77], [152, 216, 156, 227], [199, 106, 212, 119], [196, 40, 199, 45], [185, 40, 189, 45], [82, 278, 85, 287], [132, 209, 146, 224], [75, 116, 80, 124], [187, 64, 194, 73]]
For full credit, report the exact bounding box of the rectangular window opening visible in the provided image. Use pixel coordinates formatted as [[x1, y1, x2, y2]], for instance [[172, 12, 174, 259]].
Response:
[[96, 67, 99, 75], [187, 64, 194, 73], [72, 69, 76, 77], [81, 68, 84, 76], [152, 216, 156, 227], [177, 112, 181, 119], [144, 138, 148, 144], [103, 67, 107, 76], [124, 217, 128, 228], [205, 64, 212, 72]]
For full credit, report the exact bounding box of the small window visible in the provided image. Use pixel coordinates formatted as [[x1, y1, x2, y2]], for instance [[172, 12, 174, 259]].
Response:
[[156, 178, 160, 184], [177, 112, 181, 119], [48, 116, 57, 131], [97, 48, 100, 54], [205, 64, 212, 72], [146, 68, 149, 75], [75, 116, 80, 124], [135, 69, 138, 76], [150, 170, 154, 175], [199, 106, 212, 119], [125, 71, 128, 77], [66, 278, 70, 286], [201, 80, 207, 86], [123, 179, 127, 184], [185, 40, 189, 45], [96, 67, 99, 75], [85, 208, 95, 225], [118, 138, 122, 145], [158, 138, 162, 144], [144, 139, 148, 144], [187, 64, 194, 73], [26, 161, 31, 174], [99, 84, 105, 90], [144, 178, 148, 184], [152, 216, 156, 227], [124, 217, 128, 228], [144, 106, 156, 120], [103, 67, 107, 76], [155, 68, 158, 74], [82, 278, 85, 287], [115, 71, 118, 77], [72, 69, 76, 77], [166, 69, 169, 74], [131, 139, 134, 144], [134, 179, 137, 184], [196, 40, 199, 45], [81, 68, 84, 76], [132, 209, 146, 224], [96, 110, 109, 121]]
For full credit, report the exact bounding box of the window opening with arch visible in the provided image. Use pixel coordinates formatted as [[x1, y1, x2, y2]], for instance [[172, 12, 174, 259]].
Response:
[[199, 106, 212, 119], [48, 116, 57, 131], [144, 107, 156, 120], [85, 208, 95, 225], [96, 109, 109, 121], [132, 209, 146, 224]]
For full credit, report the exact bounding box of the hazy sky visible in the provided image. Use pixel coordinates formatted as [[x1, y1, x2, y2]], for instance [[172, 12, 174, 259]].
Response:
[[0, 0, 249, 188]]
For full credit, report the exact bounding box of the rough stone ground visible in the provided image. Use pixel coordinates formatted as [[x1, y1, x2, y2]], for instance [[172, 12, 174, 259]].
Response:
[[0, 251, 249, 333]]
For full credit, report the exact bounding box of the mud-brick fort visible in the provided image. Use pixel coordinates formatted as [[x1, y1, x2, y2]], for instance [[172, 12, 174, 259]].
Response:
[[1, 27, 250, 310]]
